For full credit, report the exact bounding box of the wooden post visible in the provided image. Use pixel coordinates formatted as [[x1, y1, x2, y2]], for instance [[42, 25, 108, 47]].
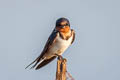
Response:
[[56, 57, 67, 80]]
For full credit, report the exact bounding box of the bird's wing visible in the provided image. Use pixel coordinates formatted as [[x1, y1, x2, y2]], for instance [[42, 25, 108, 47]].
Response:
[[71, 29, 75, 44], [25, 29, 58, 69]]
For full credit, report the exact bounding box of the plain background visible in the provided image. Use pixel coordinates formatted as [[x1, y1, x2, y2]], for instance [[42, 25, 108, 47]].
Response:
[[0, 0, 120, 80]]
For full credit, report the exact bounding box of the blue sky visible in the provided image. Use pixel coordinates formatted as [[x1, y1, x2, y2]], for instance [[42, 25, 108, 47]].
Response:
[[0, 0, 120, 80]]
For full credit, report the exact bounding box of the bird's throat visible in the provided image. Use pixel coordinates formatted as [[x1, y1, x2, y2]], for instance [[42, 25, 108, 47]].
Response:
[[59, 29, 71, 40]]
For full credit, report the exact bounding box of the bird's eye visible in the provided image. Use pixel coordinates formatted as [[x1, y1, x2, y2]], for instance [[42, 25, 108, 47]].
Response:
[[65, 23, 68, 26]]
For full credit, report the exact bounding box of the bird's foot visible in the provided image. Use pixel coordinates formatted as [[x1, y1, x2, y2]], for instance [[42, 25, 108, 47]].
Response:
[[55, 54, 64, 60]]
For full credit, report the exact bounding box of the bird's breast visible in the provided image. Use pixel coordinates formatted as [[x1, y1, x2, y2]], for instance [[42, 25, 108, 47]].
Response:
[[49, 34, 73, 55]]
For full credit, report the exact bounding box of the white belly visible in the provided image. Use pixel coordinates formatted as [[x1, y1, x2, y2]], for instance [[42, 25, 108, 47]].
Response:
[[46, 34, 73, 59], [53, 36, 72, 54]]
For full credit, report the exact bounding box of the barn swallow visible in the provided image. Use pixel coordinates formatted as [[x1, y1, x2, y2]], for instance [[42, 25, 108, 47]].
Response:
[[25, 17, 75, 70]]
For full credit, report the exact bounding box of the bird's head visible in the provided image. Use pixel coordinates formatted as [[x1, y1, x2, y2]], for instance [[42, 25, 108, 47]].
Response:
[[56, 17, 70, 33]]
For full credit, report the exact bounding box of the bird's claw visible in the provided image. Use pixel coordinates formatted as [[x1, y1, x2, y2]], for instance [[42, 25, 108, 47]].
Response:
[[55, 54, 64, 60]]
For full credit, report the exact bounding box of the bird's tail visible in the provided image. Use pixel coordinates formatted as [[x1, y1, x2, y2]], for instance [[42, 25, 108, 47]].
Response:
[[25, 57, 44, 69], [25, 56, 56, 70]]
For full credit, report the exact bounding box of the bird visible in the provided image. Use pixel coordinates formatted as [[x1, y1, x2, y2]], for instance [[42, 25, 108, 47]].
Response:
[[25, 17, 75, 70]]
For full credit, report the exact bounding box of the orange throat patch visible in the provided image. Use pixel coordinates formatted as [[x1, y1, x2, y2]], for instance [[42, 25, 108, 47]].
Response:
[[56, 26, 70, 33], [56, 26, 71, 39]]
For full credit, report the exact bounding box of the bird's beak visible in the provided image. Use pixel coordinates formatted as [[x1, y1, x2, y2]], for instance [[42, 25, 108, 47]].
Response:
[[60, 26, 65, 28]]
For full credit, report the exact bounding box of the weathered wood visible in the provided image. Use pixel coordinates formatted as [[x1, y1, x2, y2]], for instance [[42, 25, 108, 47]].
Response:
[[56, 57, 67, 80], [61, 59, 67, 80], [56, 59, 62, 80]]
